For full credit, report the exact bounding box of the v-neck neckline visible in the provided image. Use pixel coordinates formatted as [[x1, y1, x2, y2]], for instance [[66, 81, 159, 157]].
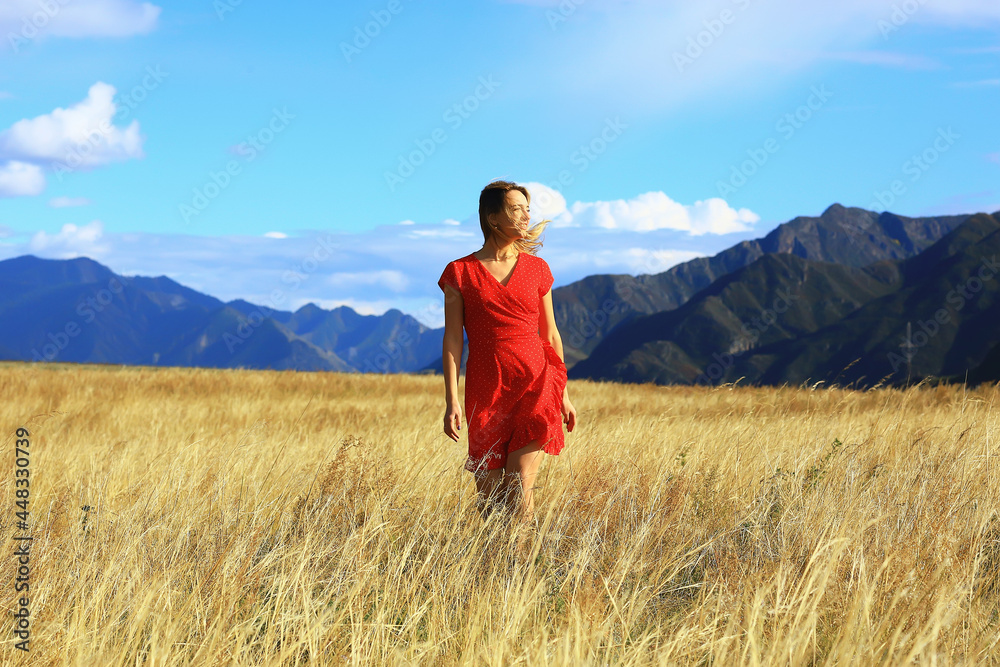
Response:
[[471, 252, 521, 289]]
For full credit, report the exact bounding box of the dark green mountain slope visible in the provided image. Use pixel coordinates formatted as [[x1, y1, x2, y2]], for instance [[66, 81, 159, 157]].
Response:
[[568, 253, 903, 385], [751, 213, 1000, 388], [553, 204, 969, 366], [569, 213, 1000, 388]]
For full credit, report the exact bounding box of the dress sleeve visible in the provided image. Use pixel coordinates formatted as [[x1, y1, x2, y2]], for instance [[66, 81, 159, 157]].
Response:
[[538, 258, 554, 298], [438, 261, 462, 294]]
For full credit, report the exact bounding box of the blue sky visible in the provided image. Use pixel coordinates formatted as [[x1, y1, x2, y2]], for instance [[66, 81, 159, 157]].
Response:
[[0, 0, 997, 328]]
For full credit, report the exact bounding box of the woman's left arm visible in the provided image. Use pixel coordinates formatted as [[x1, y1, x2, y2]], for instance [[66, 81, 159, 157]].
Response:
[[540, 290, 576, 432], [539, 291, 563, 357], [539, 290, 568, 394]]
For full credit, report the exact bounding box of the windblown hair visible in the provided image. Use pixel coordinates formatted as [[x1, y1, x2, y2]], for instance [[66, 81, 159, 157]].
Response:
[[478, 179, 551, 255]]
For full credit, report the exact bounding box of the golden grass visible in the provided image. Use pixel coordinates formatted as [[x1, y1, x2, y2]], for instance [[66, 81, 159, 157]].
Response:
[[1, 361, 998, 665]]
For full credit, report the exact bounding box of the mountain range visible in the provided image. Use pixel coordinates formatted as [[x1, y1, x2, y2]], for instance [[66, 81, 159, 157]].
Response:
[[569, 211, 1000, 388], [551, 204, 972, 366], [3, 203, 999, 388], [0, 254, 440, 374]]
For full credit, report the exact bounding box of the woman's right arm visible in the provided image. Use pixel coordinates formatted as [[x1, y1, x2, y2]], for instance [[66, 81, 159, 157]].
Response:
[[442, 283, 464, 441]]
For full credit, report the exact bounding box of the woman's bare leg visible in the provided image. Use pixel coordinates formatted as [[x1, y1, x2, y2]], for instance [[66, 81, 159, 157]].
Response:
[[504, 440, 544, 522], [473, 468, 507, 520]]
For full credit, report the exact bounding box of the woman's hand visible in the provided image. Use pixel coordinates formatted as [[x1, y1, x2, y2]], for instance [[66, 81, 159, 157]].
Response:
[[562, 395, 577, 433], [444, 403, 463, 442]]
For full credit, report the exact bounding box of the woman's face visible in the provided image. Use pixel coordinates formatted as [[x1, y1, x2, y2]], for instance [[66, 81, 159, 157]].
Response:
[[491, 190, 529, 240]]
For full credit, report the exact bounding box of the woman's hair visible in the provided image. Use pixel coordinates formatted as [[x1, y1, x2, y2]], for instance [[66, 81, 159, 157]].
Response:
[[478, 179, 551, 255]]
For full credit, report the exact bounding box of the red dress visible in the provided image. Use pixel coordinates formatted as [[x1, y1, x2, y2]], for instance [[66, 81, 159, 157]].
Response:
[[438, 252, 568, 474]]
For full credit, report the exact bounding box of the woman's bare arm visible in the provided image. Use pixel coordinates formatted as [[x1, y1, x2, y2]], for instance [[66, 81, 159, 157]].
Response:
[[539, 290, 565, 363], [539, 288, 576, 430], [442, 283, 464, 440]]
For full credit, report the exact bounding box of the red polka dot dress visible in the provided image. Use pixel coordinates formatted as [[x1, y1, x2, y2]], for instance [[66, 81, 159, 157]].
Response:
[[438, 252, 568, 474]]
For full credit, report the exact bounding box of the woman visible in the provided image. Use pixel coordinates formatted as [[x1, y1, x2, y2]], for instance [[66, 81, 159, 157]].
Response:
[[438, 179, 577, 524]]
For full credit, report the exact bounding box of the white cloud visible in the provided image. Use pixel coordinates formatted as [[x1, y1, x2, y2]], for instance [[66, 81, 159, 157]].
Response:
[[0, 0, 160, 44], [49, 196, 93, 208], [263, 231, 287, 238], [523, 182, 571, 225], [326, 270, 410, 292], [405, 228, 476, 238], [0, 160, 45, 197], [27, 220, 109, 258], [0, 82, 145, 199], [398, 219, 415, 225], [0, 187, 766, 328], [685, 197, 761, 235], [623, 248, 705, 274], [523, 187, 759, 235], [0, 82, 144, 169]]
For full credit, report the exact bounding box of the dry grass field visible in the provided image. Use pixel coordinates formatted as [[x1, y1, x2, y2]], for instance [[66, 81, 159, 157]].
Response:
[[1, 361, 998, 665]]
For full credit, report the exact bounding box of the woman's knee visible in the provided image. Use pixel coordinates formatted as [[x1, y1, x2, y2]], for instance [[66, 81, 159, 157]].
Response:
[[474, 468, 505, 497], [506, 440, 543, 476]]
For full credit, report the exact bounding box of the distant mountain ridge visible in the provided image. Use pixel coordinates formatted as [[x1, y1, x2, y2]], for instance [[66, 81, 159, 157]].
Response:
[[568, 212, 1000, 388], [549, 204, 972, 366], [0, 255, 439, 374], [4, 203, 998, 389]]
